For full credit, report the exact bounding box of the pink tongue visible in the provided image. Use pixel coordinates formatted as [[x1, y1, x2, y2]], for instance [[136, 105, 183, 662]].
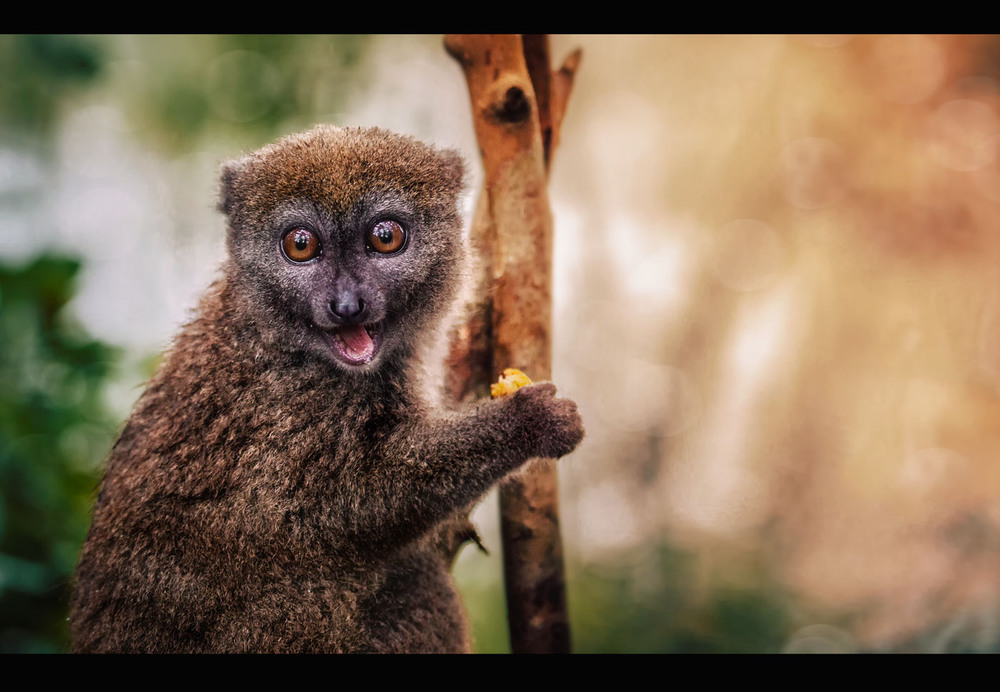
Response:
[[338, 324, 374, 360]]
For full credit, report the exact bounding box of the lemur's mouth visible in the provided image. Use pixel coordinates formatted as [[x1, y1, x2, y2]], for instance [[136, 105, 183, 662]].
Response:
[[326, 322, 381, 366]]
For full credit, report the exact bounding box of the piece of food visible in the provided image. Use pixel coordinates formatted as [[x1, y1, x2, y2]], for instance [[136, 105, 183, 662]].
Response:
[[491, 368, 533, 398]]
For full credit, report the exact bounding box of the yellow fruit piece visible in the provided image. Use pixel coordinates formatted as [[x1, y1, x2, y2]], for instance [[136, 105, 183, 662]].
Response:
[[490, 368, 533, 398]]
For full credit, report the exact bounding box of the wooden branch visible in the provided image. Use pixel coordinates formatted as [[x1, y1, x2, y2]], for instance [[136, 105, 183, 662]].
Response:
[[522, 35, 581, 173], [445, 33, 581, 654], [549, 48, 582, 172], [522, 35, 554, 166]]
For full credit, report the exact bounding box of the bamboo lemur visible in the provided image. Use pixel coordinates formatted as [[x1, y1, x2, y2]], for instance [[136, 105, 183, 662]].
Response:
[[69, 125, 584, 653]]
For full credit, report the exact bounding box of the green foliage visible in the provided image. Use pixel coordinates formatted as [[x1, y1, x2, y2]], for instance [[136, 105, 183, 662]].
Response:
[[569, 543, 793, 653], [0, 34, 374, 151], [109, 34, 374, 153], [454, 548, 511, 653], [460, 539, 796, 653], [0, 35, 104, 136], [0, 255, 119, 653]]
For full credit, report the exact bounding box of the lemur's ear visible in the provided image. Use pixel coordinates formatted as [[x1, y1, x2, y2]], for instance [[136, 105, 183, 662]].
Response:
[[218, 157, 250, 217]]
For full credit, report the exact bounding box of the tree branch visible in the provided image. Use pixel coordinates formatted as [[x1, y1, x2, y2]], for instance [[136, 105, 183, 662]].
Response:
[[445, 33, 581, 654]]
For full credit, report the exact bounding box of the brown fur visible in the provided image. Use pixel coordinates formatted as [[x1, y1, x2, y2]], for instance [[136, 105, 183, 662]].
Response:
[[70, 126, 583, 653]]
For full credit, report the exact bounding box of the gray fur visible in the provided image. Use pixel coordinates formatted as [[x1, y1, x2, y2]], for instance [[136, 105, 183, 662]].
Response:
[[70, 125, 584, 653]]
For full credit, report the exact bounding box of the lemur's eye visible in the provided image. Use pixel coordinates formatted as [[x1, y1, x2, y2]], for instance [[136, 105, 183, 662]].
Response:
[[282, 228, 321, 262], [367, 220, 406, 254]]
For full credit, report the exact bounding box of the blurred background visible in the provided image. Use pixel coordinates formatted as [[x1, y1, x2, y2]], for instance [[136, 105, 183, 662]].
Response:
[[4, 34, 1000, 653]]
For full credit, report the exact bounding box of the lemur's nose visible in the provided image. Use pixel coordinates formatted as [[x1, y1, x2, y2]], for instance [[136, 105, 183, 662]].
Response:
[[330, 293, 366, 324]]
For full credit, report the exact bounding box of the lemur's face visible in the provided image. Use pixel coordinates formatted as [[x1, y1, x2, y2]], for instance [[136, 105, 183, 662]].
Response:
[[219, 126, 466, 373]]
